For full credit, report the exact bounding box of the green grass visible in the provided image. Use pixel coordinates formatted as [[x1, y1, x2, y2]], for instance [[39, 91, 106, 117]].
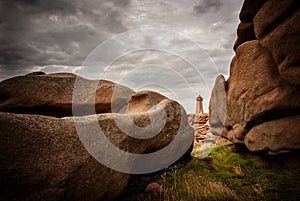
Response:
[[121, 143, 300, 201]]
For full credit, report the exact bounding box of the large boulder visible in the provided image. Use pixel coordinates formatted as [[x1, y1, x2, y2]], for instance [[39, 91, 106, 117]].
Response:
[[0, 72, 194, 200], [224, 41, 300, 147], [0, 112, 128, 201], [234, 0, 300, 85], [0, 97, 193, 200], [0, 72, 135, 117], [245, 115, 300, 153], [256, 5, 300, 85], [210, 0, 300, 154], [253, 0, 297, 38], [209, 75, 227, 136]]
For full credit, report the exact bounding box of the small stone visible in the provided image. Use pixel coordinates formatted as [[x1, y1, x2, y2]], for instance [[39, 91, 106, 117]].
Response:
[[146, 182, 163, 194]]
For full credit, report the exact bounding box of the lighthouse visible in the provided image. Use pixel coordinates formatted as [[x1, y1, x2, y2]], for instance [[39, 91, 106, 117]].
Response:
[[196, 95, 203, 114]]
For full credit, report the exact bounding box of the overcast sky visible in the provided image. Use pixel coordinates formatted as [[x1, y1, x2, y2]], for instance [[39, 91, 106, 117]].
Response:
[[0, 0, 244, 113]]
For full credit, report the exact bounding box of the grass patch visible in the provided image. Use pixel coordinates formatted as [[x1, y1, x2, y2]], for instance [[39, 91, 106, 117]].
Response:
[[121, 143, 300, 201]]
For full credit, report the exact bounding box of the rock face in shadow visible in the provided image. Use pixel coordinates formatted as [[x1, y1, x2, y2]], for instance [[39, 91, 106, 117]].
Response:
[[245, 115, 300, 152], [0, 73, 194, 201], [209, 0, 300, 154], [0, 72, 135, 117]]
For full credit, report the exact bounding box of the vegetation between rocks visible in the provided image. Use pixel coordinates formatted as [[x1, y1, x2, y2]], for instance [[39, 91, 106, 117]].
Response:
[[121, 143, 300, 201]]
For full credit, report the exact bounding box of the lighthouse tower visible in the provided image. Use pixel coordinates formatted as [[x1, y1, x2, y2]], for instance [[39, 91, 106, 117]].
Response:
[[196, 95, 203, 114]]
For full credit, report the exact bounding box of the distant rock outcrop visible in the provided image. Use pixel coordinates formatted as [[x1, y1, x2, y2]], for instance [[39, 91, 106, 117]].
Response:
[[210, 0, 300, 154], [0, 72, 194, 201]]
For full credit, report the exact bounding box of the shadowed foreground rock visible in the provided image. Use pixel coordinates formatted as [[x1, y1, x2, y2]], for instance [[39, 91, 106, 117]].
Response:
[[209, 0, 300, 154]]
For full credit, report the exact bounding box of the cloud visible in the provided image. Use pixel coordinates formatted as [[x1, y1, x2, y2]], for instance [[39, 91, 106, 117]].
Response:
[[0, 0, 244, 113], [194, 0, 222, 14], [0, 0, 128, 73]]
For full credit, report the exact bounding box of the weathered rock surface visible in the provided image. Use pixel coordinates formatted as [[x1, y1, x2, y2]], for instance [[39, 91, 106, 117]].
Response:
[[253, 0, 297, 38], [0, 112, 128, 201], [0, 72, 135, 117], [245, 115, 300, 153], [225, 41, 300, 144], [127, 90, 168, 113], [0, 97, 193, 200], [210, 0, 300, 153], [125, 90, 169, 130], [258, 7, 300, 85], [235, 0, 300, 85]]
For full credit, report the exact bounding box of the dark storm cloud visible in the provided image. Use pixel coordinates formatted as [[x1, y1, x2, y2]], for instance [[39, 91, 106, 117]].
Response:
[[0, 48, 24, 65], [194, 0, 222, 14], [5, 0, 80, 15], [0, 0, 129, 74]]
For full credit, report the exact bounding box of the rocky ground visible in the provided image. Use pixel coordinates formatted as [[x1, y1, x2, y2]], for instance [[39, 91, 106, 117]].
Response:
[[188, 113, 229, 158], [189, 113, 228, 144]]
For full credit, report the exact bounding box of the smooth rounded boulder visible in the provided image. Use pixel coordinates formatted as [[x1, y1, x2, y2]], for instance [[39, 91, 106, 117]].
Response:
[[0, 72, 135, 117]]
